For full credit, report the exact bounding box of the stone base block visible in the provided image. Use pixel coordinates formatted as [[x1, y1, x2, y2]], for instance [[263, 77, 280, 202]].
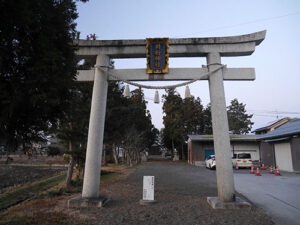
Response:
[[139, 199, 157, 205], [68, 195, 110, 209], [207, 197, 251, 209]]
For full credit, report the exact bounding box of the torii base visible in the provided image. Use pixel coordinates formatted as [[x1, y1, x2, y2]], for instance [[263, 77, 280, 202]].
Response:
[[68, 195, 110, 209], [207, 197, 251, 209], [139, 199, 158, 205]]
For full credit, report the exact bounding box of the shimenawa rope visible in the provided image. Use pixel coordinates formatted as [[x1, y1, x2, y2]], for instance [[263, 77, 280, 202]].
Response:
[[95, 64, 226, 90]]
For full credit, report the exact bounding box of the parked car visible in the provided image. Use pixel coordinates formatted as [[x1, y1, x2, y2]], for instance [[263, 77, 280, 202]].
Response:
[[205, 155, 216, 169], [232, 153, 252, 168]]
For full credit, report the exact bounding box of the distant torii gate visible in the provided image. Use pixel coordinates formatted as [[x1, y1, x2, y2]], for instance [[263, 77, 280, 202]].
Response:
[[69, 30, 266, 209]]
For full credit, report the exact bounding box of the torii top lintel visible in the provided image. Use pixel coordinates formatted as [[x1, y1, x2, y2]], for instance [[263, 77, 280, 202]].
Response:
[[74, 30, 266, 58]]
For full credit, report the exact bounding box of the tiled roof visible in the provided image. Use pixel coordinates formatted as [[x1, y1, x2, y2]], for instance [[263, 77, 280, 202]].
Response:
[[252, 125, 270, 132], [188, 134, 259, 142], [258, 119, 300, 140], [252, 117, 290, 133]]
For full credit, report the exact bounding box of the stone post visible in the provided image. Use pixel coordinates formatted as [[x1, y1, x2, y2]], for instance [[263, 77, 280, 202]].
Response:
[[82, 54, 109, 198], [207, 52, 235, 202]]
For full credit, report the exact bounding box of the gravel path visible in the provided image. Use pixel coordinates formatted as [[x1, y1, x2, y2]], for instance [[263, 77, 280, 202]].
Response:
[[79, 161, 274, 225]]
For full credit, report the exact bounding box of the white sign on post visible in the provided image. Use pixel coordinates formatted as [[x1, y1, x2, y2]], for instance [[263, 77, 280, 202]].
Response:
[[143, 176, 155, 201]]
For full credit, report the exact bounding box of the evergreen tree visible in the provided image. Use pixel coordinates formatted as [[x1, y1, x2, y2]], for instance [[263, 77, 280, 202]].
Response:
[[201, 99, 254, 135], [203, 103, 213, 134], [123, 88, 158, 163], [104, 85, 158, 166], [104, 81, 130, 164], [227, 98, 254, 134], [182, 96, 204, 135], [0, 0, 78, 152], [162, 89, 184, 155], [56, 82, 92, 186], [162, 90, 208, 159]]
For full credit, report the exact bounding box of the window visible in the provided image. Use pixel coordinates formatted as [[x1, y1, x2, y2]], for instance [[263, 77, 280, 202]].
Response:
[[238, 153, 251, 159]]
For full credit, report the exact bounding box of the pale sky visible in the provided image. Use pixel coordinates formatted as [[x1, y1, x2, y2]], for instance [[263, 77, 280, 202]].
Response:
[[76, 0, 300, 131]]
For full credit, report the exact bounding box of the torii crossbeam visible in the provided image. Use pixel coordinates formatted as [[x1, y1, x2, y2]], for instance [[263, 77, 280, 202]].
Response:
[[68, 30, 266, 209]]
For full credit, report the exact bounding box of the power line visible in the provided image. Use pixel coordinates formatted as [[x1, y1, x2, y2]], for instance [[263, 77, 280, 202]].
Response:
[[248, 110, 300, 115], [252, 114, 283, 118], [173, 11, 300, 38]]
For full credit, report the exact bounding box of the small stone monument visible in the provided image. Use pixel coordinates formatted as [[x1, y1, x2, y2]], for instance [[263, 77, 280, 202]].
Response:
[[141, 150, 148, 162], [173, 148, 179, 161], [139, 176, 157, 205]]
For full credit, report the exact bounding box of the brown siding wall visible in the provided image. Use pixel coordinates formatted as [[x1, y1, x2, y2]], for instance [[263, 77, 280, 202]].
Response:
[[191, 142, 214, 161], [192, 142, 202, 161], [260, 142, 275, 166], [291, 136, 300, 172]]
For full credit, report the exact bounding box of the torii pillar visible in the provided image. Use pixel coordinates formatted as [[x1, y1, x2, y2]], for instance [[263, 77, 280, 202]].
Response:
[[82, 54, 109, 199], [206, 53, 239, 208], [69, 30, 266, 209]]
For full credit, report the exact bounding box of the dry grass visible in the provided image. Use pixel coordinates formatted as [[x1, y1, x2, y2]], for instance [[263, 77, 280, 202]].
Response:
[[0, 163, 131, 225], [0, 173, 66, 211]]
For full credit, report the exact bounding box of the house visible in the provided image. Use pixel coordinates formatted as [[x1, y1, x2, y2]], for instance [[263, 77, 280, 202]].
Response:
[[258, 119, 300, 172], [252, 117, 294, 135], [188, 135, 260, 166]]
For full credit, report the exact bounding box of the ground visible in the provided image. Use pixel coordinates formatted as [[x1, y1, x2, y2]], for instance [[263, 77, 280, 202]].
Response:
[[234, 168, 300, 225], [0, 158, 275, 225], [69, 161, 274, 225]]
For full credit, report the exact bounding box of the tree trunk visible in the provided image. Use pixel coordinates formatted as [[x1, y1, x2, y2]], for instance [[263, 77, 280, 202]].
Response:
[[172, 138, 175, 158], [137, 149, 141, 164], [126, 149, 133, 167], [135, 150, 138, 165], [124, 150, 127, 164], [78, 165, 84, 180], [65, 140, 74, 188], [102, 144, 107, 166], [181, 142, 185, 160], [126, 151, 130, 166], [112, 143, 118, 165], [133, 150, 136, 165], [137, 150, 141, 164]]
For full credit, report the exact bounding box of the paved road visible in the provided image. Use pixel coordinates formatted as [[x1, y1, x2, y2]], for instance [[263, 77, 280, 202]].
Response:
[[234, 169, 300, 225]]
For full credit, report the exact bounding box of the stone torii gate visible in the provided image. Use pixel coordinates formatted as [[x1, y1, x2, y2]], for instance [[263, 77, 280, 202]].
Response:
[[69, 30, 266, 209]]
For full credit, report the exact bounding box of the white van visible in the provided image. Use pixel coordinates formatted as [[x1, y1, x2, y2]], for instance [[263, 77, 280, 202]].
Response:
[[232, 153, 252, 168]]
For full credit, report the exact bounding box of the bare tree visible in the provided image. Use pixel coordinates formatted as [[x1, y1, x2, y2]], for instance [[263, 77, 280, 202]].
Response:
[[121, 128, 147, 167]]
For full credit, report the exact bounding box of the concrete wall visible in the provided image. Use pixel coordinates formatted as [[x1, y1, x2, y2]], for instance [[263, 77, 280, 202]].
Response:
[[260, 137, 300, 172], [231, 142, 260, 160], [291, 136, 300, 172], [260, 142, 275, 166]]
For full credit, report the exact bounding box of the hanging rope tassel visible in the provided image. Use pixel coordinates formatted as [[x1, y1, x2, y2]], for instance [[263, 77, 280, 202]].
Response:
[[185, 86, 191, 99], [124, 85, 130, 97], [154, 90, 160, 104]]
